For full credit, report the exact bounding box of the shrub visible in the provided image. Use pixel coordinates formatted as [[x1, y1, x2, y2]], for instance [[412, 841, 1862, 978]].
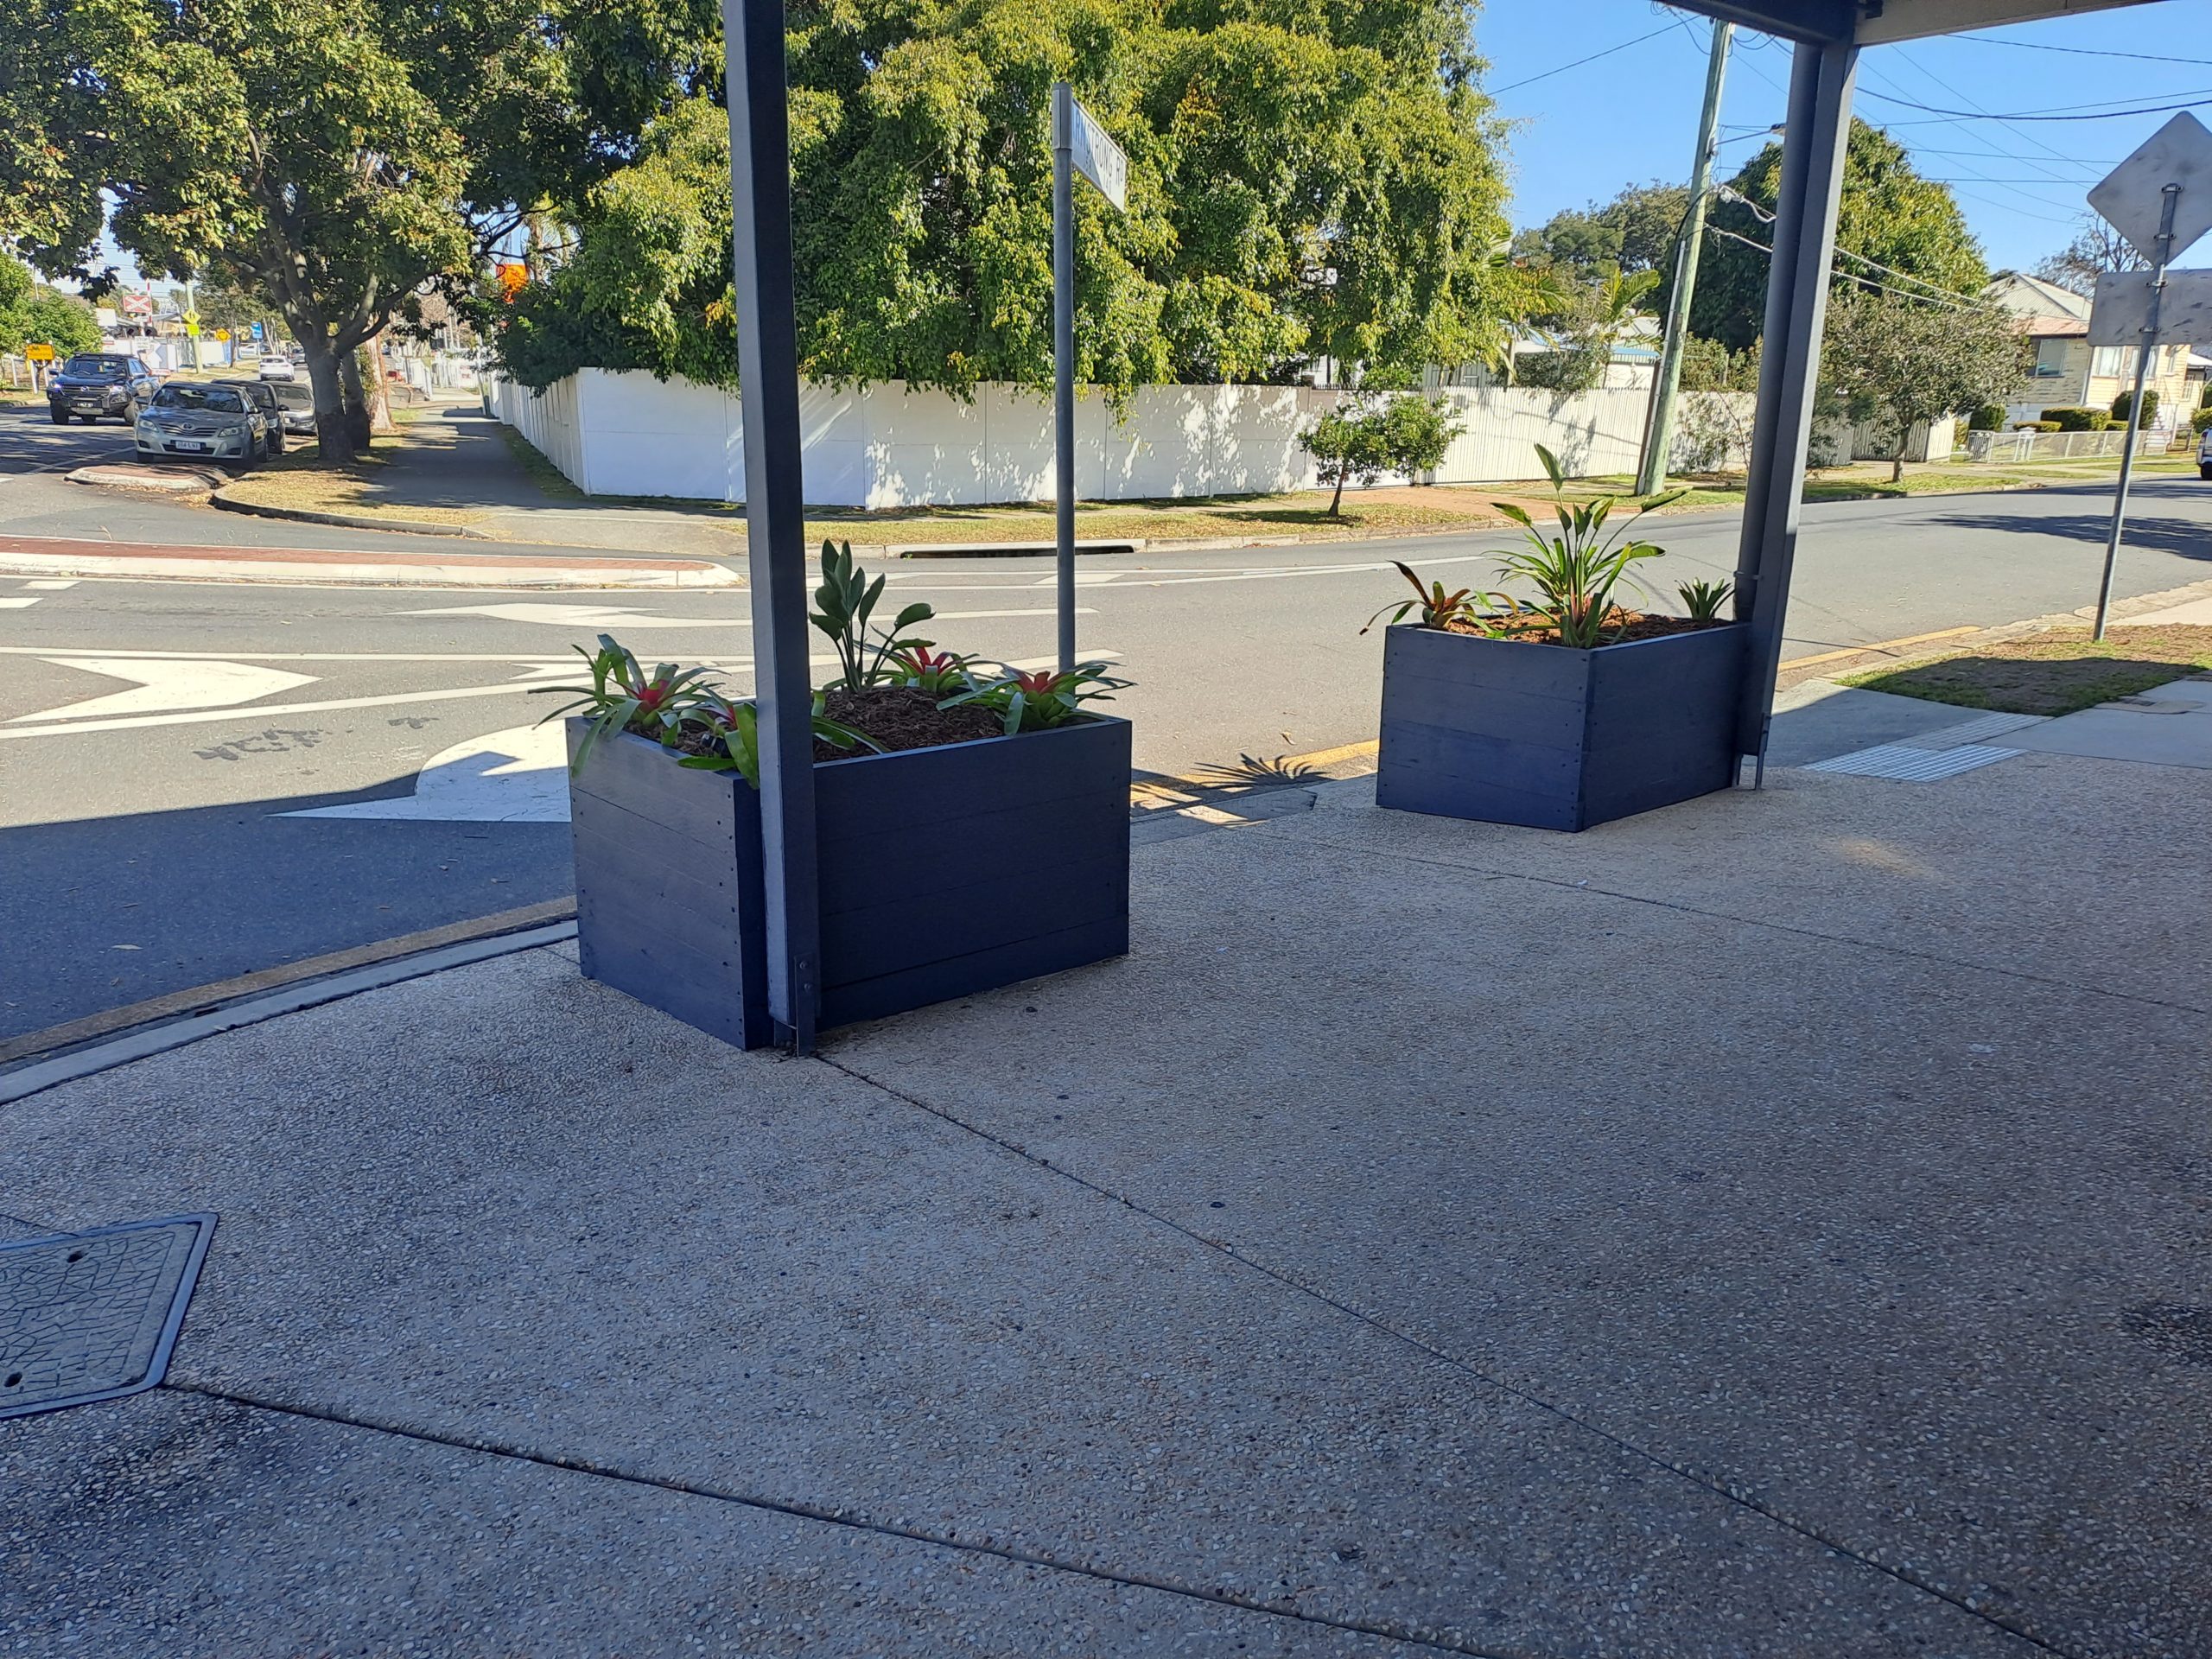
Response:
[[2042, 406, 2104, 431], [2111, 388, 2160, 425], [1967, 404, 2006, 431], [2190, 408, 2212, 435], [2019, 421, 2062, 433]]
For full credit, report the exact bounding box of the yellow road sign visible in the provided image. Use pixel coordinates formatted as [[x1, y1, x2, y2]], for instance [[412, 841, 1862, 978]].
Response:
[[24, 343, 54, 361], [184, 321, 200, 338], [213, 328, 230, 341]]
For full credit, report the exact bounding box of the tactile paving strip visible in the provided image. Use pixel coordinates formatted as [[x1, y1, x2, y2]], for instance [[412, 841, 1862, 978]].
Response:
[[0, 1214, 215, 1420], [1801, 741, 2023, 781]]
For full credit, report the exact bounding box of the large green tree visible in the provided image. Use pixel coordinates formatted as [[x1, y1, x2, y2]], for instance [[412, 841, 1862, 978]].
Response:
[[8, 0, 658, 458], [1694, 120, 1988, 353], [500, 0, 1513, 397]]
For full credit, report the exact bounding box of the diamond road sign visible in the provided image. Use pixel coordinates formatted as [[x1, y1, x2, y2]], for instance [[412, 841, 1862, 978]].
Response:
[[2088, 112, 2212, 264]]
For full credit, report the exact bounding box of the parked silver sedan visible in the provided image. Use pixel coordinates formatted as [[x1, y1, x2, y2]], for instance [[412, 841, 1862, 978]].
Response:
[[134, 382, 270, 467]]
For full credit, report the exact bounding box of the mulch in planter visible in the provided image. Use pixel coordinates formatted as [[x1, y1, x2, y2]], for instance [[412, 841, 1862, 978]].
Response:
[[1436, 611, 1726, 647], [816, 684, 1006, 759]]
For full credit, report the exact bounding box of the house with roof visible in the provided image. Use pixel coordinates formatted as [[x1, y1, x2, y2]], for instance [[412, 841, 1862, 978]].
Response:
[[1985, 270, 2196, 429]]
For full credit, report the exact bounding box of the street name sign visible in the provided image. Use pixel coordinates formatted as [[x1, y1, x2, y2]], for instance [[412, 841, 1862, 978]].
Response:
[[1068, 99, 1127, 212]]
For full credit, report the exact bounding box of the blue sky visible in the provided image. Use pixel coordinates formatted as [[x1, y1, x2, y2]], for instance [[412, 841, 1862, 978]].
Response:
[[1482, 0, 2202, 275]]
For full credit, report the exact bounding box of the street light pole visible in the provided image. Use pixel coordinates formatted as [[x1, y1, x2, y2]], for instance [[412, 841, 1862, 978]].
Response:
[[2092, 181, 2177, 642], [1637, 19, 1732, 498]]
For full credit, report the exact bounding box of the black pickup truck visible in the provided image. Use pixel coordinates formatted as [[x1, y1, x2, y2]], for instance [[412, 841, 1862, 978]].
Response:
[[46, 352, 162, 424]]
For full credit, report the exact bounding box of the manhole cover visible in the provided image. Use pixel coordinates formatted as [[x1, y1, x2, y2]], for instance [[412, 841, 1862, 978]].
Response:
[[1, 1214, 216, 1420]]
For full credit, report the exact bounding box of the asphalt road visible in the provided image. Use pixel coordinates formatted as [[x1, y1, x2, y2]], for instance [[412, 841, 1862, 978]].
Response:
[[4, 404, 2209, 1044]]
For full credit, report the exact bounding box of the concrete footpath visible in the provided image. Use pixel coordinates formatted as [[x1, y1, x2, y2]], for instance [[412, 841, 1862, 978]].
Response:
[[3, 709, 2209, 1656]]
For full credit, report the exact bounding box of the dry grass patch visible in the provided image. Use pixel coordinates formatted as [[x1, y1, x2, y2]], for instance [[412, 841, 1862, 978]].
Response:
[[218, 448, 487, 526], [1842, 625, 2212, 716]]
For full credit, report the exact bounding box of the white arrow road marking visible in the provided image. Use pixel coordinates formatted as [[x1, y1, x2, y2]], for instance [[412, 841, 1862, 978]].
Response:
[[13, 658, 318, 722], [282, 723, 569, 823], [406, 602, 1090, 628], [0, 679, 546, 741]]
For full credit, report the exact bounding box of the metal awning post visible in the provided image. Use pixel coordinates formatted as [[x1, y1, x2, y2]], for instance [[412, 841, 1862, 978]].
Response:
[[1731, 35, 1858, 777], [1052, 82, 1077, 675], [724, 0, 820, 1052]]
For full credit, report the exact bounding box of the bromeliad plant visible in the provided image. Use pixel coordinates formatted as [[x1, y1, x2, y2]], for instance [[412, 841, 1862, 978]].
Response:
[[1491, 445, 1681, 649], [887, 644, 976, 697], [534, 635, 720, 769], [1675, 577, 1734, 624], [945, 663, 1131, 734], [677, 694, 877, 785], [536, 639, 876, 784], [1367, 445, 1704, 649], [813, 537, 936, 688]]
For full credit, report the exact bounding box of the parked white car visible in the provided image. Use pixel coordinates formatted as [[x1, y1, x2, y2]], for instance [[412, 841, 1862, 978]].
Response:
[[258, 353, 296, 380], [135, 382, 270, 466]]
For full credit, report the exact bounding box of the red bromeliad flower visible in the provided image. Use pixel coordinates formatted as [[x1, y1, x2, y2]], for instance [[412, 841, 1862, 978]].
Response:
[[1013, 669, 1059, 696]]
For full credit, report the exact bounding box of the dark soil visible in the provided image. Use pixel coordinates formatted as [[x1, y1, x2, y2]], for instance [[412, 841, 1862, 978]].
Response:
[[1436, 611, 1725, 646], [816, 684, 1004, 760]]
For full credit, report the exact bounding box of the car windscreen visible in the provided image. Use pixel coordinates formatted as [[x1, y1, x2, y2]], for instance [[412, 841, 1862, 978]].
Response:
[[269, 383, 314, 407], [153, 385, 245, 414], [60, 355, 130, 379], [214, 381, 273, 405]]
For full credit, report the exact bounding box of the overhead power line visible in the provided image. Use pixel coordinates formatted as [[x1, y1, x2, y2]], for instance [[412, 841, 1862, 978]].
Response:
[[1485, 24, 1679, 96], [1858, 86, 2212, 123], [1702, 225, 1998, 312], [1956, 34, 2212, 68]]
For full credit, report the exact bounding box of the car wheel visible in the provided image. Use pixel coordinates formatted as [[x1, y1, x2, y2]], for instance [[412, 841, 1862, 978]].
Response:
[[48, 408, 66, 425], [2201, 465, 2212, 480], [266, 427, 285, 458]]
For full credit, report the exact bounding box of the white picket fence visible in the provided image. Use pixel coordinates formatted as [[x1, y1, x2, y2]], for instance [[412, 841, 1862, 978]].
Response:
[[1963, 426, 2164, 464], [489, 369, 1758, 507]]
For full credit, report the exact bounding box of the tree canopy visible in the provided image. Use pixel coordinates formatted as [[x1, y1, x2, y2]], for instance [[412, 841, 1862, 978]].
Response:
[[0, 259, 103, 358], [1820, 288, 2025, 480], [1694, 119, 1988, 353], [500, 0, 1514, 397]]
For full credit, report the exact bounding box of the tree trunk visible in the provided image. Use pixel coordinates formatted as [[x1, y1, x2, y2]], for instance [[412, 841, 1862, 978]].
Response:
[[1329, 469, 1346, 517], [1891, 449, 1906, 484], [338, 351, 373, 450], [298, 338, 356, 464]]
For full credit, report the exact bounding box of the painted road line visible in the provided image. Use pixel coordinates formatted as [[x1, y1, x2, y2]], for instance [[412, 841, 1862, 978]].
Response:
[[0, 678, 550, 741], [13, 658, 318, 722], [407, 601, 1091, 627], [22, 580, 79, 590], [0, 597, 39, 608], [282, 723, 567, 823]]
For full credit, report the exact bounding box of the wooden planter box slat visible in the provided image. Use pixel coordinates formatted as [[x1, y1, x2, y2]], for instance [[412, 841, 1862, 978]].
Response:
[[568, 715, 1129, 1048], [1377, 623, 1745, 832]]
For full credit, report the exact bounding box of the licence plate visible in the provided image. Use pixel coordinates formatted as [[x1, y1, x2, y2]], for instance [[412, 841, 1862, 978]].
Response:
[[173, 439, 209, 452]]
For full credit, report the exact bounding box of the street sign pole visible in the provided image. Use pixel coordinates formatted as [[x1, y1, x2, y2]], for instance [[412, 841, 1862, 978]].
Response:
[[2094, 183, 2177, 642], [1052, 83, 1077, 675]]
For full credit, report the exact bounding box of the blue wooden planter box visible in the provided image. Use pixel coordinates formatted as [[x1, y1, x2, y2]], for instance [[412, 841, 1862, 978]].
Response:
[[565, 715, 1132, 1047], [1376, 623, 1745, 831]]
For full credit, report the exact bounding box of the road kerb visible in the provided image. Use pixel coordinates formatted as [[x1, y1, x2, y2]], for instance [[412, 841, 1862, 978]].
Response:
[[0, 537, 742, 590], [211, 490, 493, 538], [0, 899, 578, 1092]]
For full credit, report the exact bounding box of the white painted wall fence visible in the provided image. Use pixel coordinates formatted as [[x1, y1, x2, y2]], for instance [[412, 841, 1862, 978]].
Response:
[[488, 369, 1758, 507]]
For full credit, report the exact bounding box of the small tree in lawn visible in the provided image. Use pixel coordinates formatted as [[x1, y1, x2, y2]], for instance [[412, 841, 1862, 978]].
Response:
[[1302, 404, 1391, 517], [1302, 394, 1465, 517], [1820, 289, 2027, 482]]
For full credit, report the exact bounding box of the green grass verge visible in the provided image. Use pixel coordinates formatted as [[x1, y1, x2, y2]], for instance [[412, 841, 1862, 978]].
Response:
[[1840, 625, 2212, 716]]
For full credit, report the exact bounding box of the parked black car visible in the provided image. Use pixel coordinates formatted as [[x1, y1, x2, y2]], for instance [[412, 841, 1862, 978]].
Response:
[[47, 353, 162, 425], [264, 378, 315, 438], [213, 378, 288, 458]]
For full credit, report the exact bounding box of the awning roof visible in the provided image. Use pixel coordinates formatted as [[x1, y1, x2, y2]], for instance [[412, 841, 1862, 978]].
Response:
[[1671, 0, 2152, 46]]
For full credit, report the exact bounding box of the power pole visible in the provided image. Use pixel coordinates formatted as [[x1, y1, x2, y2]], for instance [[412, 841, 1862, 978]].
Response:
[[1637, 19, 1732, 497]]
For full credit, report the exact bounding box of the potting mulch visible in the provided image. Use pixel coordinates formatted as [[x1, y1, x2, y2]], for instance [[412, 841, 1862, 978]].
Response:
[[1436, 612, 1725, 646], [815, 684, 1006, 760]]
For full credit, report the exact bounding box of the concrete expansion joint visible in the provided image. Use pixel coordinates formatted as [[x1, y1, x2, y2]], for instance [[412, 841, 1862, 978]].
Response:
[[147, 1378, 1522, 1659], [813, 1053, 2085, 1659], [1271, 829, 2209, 1020]]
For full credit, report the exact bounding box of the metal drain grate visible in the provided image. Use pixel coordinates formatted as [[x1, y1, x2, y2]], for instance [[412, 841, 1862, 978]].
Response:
[[1802, 742, 2023, 781], [1, 1214, 215, 1420]]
